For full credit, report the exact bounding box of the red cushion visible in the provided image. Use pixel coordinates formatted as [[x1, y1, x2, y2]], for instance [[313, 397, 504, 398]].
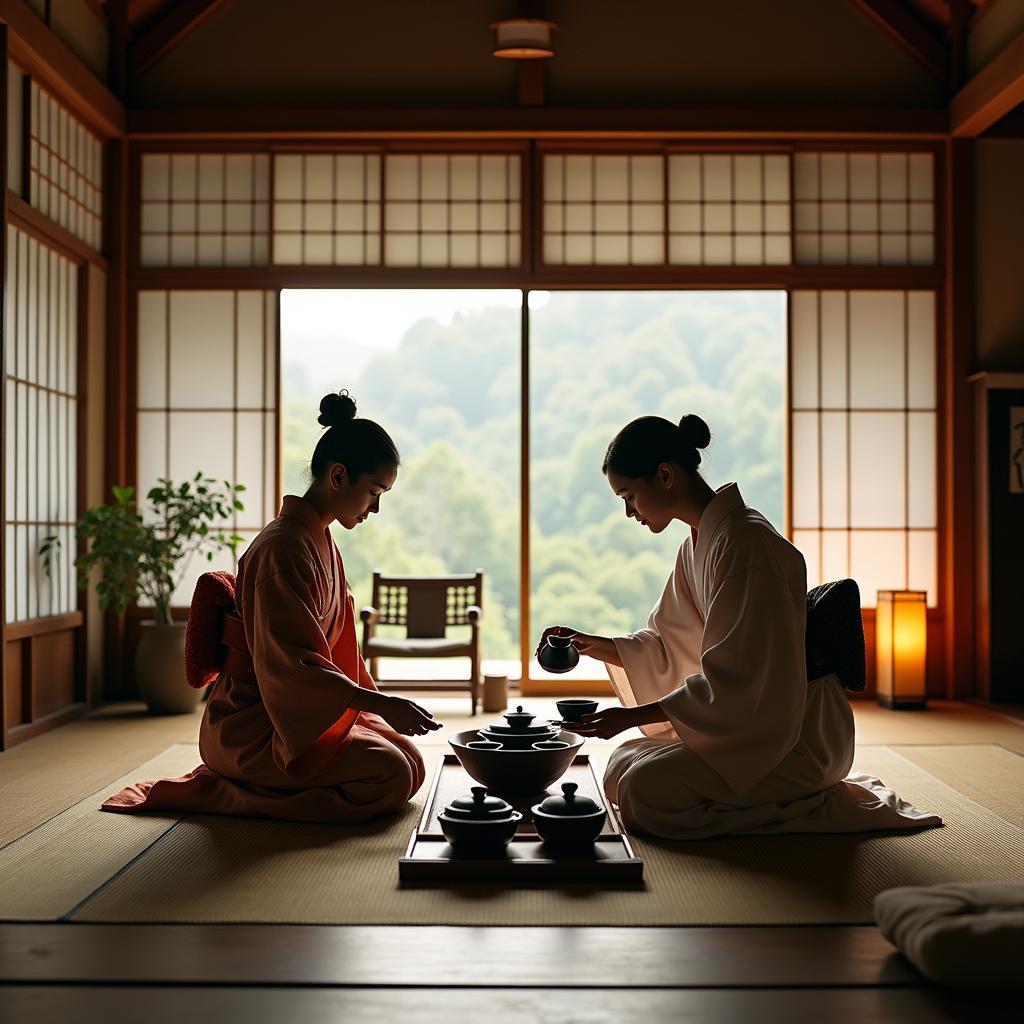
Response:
[[184, 571, 237, 688]]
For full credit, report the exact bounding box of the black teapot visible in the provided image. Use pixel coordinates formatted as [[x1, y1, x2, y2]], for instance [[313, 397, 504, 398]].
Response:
[[531, 782, 606, 848], [437, 786, 522, 851], [537, 633, 580, 674]]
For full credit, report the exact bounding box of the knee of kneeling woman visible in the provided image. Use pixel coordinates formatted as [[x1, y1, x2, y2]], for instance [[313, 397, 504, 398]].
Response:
[[613, 755, 680, 834], [602, 739, 650, 805], [375, 744, 419, 812]]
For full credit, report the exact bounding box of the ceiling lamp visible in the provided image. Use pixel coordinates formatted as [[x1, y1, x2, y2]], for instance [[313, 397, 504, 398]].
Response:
[[491, 17, 557, 59]]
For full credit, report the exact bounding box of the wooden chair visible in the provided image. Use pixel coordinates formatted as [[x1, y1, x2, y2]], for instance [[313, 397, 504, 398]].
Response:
[[360, 571, 484, 714]]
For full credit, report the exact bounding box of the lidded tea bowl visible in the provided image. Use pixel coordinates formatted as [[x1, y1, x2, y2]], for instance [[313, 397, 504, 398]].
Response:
[[538, 633, 581, 674], [477, 705, 559, 749], [531, 782, 607, 848], [437, 786, 522, 851]]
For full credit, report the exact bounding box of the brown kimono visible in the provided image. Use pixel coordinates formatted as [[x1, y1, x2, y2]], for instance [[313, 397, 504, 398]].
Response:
[[103, 495, 425, 824]]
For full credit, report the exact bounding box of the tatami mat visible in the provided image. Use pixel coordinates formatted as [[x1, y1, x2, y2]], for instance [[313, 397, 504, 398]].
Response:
[[0, 745, 189, 920], [2, 698, 1020, 852], [891, 743, 1024, 827], [2, 741, 1021, 927]]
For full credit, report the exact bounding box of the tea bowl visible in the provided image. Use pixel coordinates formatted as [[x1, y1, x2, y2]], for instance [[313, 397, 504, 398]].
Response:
[[555, 698, 599, 722], [449, 729, 584, 798]]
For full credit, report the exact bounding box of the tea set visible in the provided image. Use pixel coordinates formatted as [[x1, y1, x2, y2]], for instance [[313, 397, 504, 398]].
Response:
[[442, 685, 608, 853]]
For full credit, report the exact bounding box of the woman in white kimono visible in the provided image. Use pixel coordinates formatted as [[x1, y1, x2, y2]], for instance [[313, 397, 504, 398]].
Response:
[[538, 413, 941, 840]]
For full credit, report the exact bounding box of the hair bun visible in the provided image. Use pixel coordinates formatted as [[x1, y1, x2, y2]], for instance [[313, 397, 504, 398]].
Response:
[[678, 413, 711, 450], [318, 390, 357, 428]]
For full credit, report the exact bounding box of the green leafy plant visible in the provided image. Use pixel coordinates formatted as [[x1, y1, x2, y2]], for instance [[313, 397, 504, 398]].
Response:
[[42, 474, 245, 625]]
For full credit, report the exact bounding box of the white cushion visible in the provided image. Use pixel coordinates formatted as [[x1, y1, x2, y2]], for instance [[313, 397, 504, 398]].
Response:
[[874, 882, 1024, 989]]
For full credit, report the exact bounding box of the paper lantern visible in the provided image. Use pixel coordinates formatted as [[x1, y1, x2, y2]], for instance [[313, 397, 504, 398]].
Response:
[[876, 590, 927, 709], [491, 18, 557, 59]]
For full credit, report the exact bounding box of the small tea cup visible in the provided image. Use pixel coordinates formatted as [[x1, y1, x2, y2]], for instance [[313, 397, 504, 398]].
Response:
[[556, 698, 599, 722], [532, 739, 570, 750], [467, 740, 503, 751]]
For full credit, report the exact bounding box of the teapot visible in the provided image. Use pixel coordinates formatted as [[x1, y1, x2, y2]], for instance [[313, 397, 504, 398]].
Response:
[[477, 705, 560, 749], [437, 786, 522, 851], [538, 633, 580, 674], [531, 782, 607, 848]]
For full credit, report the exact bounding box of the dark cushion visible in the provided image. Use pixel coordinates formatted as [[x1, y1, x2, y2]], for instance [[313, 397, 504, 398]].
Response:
[[806, 578, 866, 691]]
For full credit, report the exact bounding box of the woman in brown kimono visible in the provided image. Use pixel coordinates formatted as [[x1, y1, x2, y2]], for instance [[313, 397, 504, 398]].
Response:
[[104, 391, 440, 824]]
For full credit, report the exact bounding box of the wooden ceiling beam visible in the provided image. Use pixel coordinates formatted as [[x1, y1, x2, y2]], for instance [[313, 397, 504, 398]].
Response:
[[848, 0, 950, 83], [951, 27, 1024, 135], [125, 105, 949, 140], [127, 0, 231, 81]]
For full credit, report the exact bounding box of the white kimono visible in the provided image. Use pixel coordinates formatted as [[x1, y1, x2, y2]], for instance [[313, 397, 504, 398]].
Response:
[[604, 483, 942, 840]]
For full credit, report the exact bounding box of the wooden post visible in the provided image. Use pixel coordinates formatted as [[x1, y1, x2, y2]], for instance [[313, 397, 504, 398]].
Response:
[[0, 23, 9, 747], [941, 137, 975, 699], [103, 137, 130, 698]]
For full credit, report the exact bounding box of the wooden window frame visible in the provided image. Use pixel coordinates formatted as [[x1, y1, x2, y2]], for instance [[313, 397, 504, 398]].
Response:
[[1, 197, 93, 750], [121, 137, 948, 699]]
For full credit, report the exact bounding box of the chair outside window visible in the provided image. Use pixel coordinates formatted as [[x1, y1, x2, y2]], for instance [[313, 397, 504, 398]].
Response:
[[360, 571, 484, 713]]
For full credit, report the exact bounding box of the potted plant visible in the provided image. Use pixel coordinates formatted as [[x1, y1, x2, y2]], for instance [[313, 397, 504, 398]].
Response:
[[44, 474, 244, 714]]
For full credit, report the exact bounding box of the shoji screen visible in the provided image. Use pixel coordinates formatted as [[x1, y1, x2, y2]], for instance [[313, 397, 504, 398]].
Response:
[[135, 291, 277, 605], [667, 153, 791, 265], [273, 153, 380, 265], [792, 152, 934, 266], [27, 80, 103, 250], [790, 290, 937, 606], [540, 149, 935, 269], [542, 151, 791, 267], [543, 154, 664, 265], [140, 154, 271, 267], [272, 152, 522, 268], [3, 226, 79, 623]]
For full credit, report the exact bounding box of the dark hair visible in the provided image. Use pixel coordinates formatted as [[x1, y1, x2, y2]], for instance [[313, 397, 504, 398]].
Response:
[[602, 413, 711, 479], [310, 390, 400, 482]]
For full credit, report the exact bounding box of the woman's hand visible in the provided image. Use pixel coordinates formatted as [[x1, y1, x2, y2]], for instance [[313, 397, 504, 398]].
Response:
[[535, 625, 622, 667], [377, 695, 442, 737], [567, 701, 669, 739], [567, 706, 641, 739]]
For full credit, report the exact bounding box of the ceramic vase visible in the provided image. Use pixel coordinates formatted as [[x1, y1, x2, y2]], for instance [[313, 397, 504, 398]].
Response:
[[135, 621, 199, 714]]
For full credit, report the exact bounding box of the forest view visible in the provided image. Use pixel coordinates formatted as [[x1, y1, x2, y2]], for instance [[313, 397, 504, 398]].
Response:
[[281, 289, 786, 675]]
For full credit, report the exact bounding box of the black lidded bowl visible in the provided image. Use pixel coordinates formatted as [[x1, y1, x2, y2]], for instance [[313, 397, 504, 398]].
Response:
[[436, 785, 523, 852], [531, 782, 607, 848]]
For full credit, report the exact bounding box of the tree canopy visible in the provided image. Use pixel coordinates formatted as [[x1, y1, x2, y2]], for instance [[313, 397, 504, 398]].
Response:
[[282, 290, 785, 661]]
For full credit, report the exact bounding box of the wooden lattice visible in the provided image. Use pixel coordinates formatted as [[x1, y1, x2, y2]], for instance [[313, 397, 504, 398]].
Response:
[[444, 585, 478, 625], [376, 581, 480, 626], [378, 584, 410, 625]]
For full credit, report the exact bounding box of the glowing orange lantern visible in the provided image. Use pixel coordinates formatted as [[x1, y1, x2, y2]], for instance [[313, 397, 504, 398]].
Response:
[[876, 590, 927, 709]]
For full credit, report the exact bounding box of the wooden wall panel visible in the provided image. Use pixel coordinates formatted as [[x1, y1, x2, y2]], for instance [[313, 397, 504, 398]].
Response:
[[30, 628, 74, 718], [3, 638, 24, 727]]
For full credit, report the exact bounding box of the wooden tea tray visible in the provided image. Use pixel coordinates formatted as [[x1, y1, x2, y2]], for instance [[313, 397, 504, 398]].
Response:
[[399, 753, 644, 885]]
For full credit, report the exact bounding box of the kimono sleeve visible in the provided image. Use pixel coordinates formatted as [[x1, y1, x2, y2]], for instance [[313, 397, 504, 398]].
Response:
[[332, 592, 379, 693], [607, 545, 704, 737], [246, 567, 360, 775], [659, 567, 807, 794]]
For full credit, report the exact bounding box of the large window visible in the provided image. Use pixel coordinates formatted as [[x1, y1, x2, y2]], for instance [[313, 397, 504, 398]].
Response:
[[279, 289, 786, 684], [528, 291, 787, 678], [136, 284, 936, 688], [280, 289, 522, 677]]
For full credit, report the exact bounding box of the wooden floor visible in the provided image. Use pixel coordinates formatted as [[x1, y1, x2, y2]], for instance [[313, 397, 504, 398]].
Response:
[[2, 697, 1022, 1022]]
